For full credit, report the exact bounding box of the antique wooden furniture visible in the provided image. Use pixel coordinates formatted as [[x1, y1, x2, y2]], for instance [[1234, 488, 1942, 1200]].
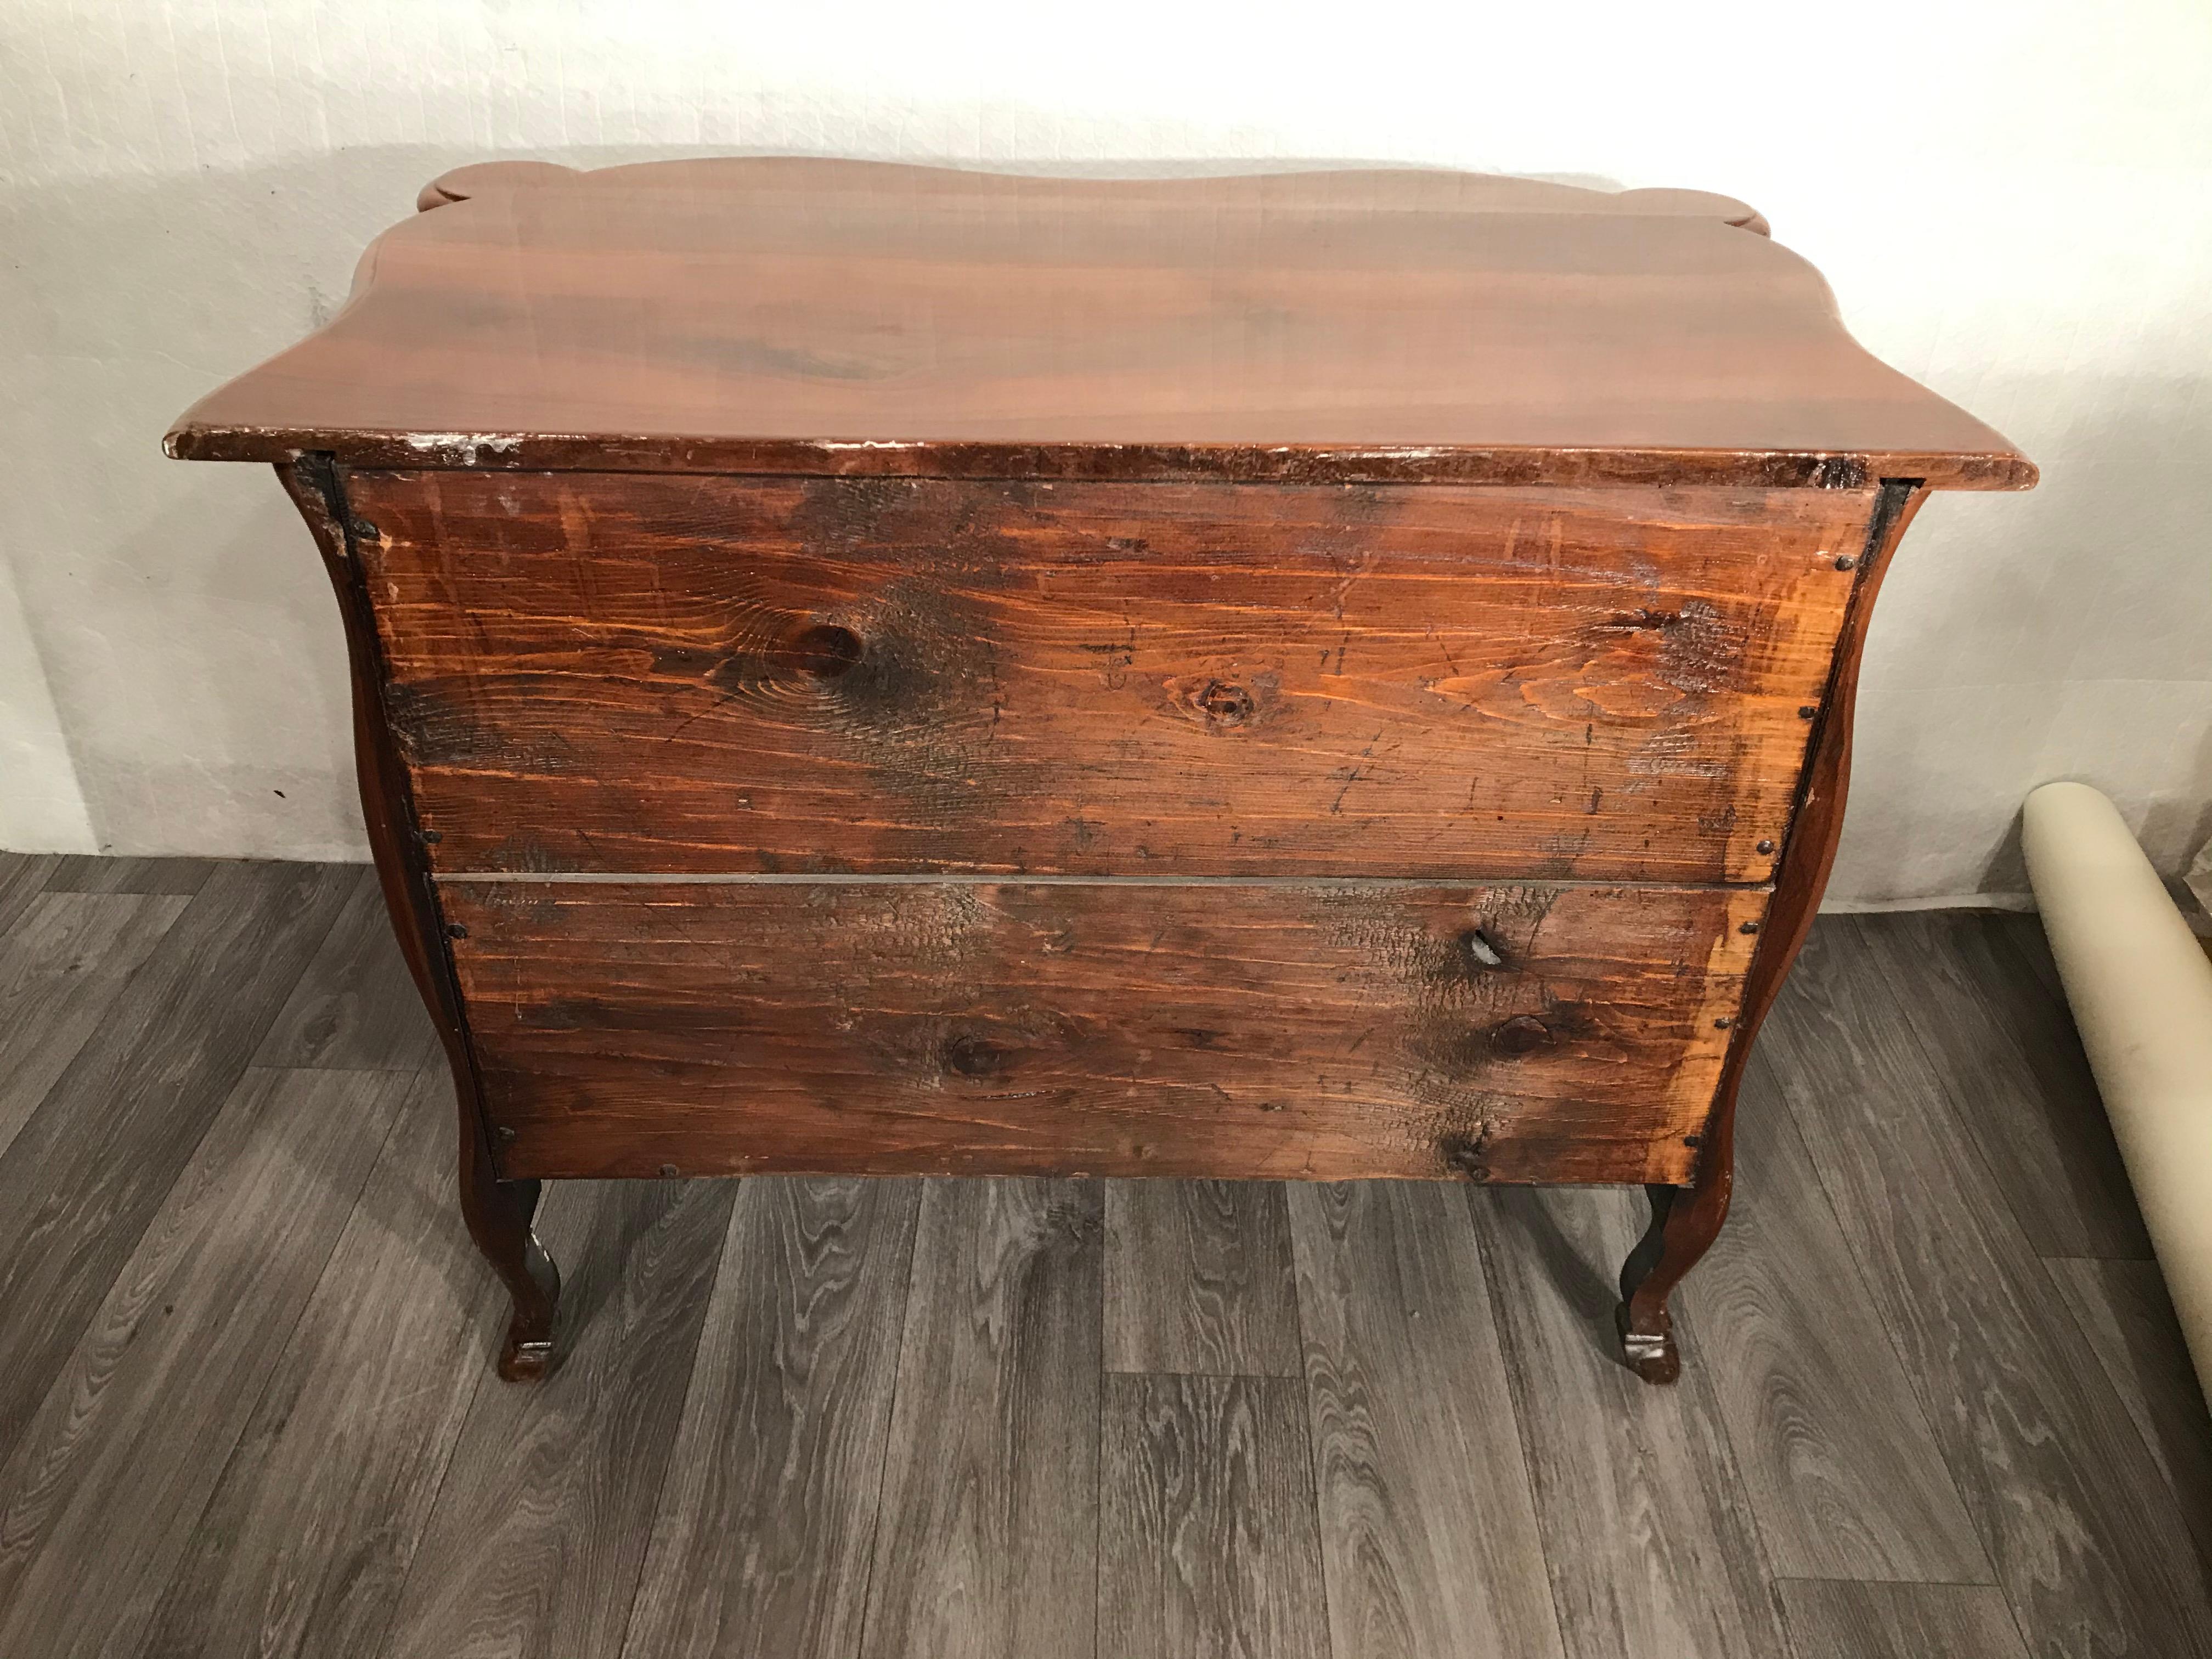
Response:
[[167, 157, 2034, 1385]]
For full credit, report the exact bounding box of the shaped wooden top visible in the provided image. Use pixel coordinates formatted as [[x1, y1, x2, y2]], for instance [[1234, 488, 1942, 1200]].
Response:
[[167, 157, 2033, 491]]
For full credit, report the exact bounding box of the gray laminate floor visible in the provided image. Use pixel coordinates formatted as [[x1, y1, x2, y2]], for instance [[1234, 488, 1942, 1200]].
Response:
[[1, 853, 2208, 1658]]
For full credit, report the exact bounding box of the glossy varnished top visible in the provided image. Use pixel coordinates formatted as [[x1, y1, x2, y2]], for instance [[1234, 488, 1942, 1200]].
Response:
[[167, 157, 2033, 490]]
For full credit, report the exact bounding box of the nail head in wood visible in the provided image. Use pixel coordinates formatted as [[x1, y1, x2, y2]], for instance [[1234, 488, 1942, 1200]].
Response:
[[1833, 554, 1858, 571], [1740, 920, 1760, 934], [1798, 706, 1818, 719], [447, 922, 467, 939], [1756, 839, 1775, 854]]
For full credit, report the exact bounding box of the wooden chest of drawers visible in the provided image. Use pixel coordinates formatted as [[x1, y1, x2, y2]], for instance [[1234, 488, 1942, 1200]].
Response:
[[168, 157, 2032, 1384]]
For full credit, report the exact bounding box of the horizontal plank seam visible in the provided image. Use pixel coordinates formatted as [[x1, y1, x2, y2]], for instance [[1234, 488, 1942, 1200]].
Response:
[[432, 871, 1780, 893], [1768, 1576, 2007, 1590]]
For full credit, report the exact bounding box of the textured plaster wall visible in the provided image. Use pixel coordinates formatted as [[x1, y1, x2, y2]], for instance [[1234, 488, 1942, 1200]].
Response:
[[3, 1, 2208, 899]]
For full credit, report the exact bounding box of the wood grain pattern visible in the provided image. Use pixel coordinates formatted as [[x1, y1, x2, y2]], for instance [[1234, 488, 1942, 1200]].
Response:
[[1470, 1184, 1787, 1659], [0, 891, 191, 1164], [859, 1179, 1102, 1659], [166, 159, 2033, 491], [0, 859, 353, 1458], [619, 1178, 920, 1659], [0, 1066, 409, 1659], [353, 470, 1866, 886], [138, 1068, 495, 1659], [0, 889, 2196, 1657], [1098, 1374, 1329, 1659], [252, 865, 443, 1072], [0, 852, 59, 936], [1773, 919, 2212, 1657], [2045, 1256, 2212, 1576], [379, 1175, 735, 1659], [443, 878, 1762, 1185], [1287, 1181, 1565, 1659], [1865, 909, 2149, 1259], [1104, 1181, 1301, 1377], [1687, 1042, 1987, 1583], [1777, 1580, 2032, 1659]]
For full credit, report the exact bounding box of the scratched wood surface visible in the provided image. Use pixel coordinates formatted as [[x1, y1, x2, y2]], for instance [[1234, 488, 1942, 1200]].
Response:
[[165, 160, 2033, 492], [442, 878, 1764, 1186], [0, 861, 2207, 1659], [350, 471, 1866, 885]]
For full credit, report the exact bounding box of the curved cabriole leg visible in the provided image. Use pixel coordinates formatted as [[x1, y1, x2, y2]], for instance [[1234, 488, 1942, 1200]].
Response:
[[279, 456, 564, 1383], [1617, 1174, 1731, 1384], [1615, 479, 1930, 1384], [459, 1115, 562, 1380]]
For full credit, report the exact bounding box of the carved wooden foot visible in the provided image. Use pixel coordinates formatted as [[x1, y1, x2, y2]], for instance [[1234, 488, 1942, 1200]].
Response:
[[1616, 1178, 1728, 1385], [494, 1223, 562, 1381], [460, 1122, 563, 1381]]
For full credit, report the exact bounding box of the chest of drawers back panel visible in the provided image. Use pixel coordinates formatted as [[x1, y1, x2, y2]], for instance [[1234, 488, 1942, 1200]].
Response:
[[445, 878, 1764, 1184], [166, 157, 2034, 1384], [349, 470, 1870, 884]]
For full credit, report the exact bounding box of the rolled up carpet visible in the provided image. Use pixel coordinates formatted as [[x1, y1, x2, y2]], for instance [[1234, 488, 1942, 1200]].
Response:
[[2023, 781, 2212, 1406]]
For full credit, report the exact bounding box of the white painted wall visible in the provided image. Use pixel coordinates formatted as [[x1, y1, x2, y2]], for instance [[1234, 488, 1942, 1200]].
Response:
[[4, 1, 2208, 898]]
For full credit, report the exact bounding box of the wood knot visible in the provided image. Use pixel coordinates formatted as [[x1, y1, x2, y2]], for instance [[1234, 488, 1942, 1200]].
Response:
[[941, 1034, 1007, 1077], [1165, 671, 1275, 732], [1491, 1015, 1553, 1056], [1458, 926, 1507, 972], [781, 622, 865, 679], [1440, 1129, 1491, 1181], [1193, 680, 1254, 726]]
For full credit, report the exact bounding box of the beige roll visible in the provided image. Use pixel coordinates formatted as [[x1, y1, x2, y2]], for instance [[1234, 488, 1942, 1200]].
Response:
[[2022, 781, 2212, 1404]]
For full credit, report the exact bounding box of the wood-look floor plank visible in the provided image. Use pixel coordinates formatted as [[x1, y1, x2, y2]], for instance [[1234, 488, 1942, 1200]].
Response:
[[252, 866, 440, 1072], [1105, 1180, 1301, 1377], [138, 1069, 496, 1659], [1098, 1374, 1328, 1659], [43, 855, 217, 895], [859, 1178, 1103, 1659], [1863, 910, 2148, 1259], [377, 1175, 736, 1659], [0, 852, 61, 936], [1470, 1184, 1785, 1659], [1775, 918, 2212, 1657], [1990, 908, 2068, 1003], [2045, 1255, 2212, 1573], [1777, 1580, 2030, 1659], [0, 1066, 410, 1659], [1288, 1181, 1564, 1659], [619, 1178, 922, 1659], [1687, 1043, 1988, 1583], [0, 859, 354, 1458], [0, 891, 193, 1163]]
